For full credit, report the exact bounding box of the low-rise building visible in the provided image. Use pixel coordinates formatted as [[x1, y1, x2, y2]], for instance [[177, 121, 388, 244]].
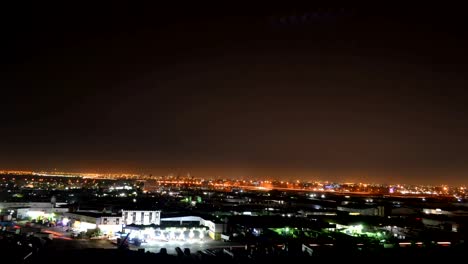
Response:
[[17, 207, 68, 220], [122, 210, 161, 225], [337, 205, 385, 216], [63, 211, 122, 235], [160, 214, 225, 240]]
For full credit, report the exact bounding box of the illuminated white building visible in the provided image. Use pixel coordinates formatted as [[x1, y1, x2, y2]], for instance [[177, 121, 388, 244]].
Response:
[[1, 201, 68, 221], [160, 215, 225, 240], [17, 207, 68, 220], [63, 212, 122, 235], [122, 226, 207, 244], [122, 210, 161, 225]]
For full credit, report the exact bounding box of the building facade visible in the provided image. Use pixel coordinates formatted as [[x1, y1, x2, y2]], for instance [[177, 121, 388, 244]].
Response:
[[160, 215, 225, 240], [337, 206, 385, 216], [63, 212, 122, 235], [122, 210, 161, 225]]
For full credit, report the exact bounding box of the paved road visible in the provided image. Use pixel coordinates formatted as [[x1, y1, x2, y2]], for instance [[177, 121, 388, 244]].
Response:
[[45, 238, 117, 250]]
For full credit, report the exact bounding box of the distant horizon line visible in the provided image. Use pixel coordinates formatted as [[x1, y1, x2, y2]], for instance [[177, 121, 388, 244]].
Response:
[[0, 168, 465, 187]]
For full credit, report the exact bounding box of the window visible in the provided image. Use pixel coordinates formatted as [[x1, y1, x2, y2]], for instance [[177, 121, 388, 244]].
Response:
[[149, 212, 153, 223], [141, 212, 144, 223], [103, 218, 108, 225], [116, 218, 119, 225]]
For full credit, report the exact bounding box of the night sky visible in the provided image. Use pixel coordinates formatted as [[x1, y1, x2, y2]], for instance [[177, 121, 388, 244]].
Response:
[[2, 4, 468, 185]]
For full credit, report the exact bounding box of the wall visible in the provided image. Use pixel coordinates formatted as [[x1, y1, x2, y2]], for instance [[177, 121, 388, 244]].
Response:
[[122, 210, 161, 225], [0, 202, 53, 209], [17, 207, 68, 219]]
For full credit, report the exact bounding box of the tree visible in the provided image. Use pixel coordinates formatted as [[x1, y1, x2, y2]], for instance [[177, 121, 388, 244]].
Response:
[[85, 227, 102, 238]]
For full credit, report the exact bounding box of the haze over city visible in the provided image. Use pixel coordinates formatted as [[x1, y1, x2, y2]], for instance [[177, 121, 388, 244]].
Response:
[[2, 5, 468, 186]]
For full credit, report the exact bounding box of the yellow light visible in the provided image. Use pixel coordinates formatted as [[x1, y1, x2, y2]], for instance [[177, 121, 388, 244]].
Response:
[[27, 211, 45, 219], [437, 242, 451, 245]]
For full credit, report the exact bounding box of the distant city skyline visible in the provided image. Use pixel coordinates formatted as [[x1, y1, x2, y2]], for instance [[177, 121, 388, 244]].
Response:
[[0, 168, 466, 186]]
